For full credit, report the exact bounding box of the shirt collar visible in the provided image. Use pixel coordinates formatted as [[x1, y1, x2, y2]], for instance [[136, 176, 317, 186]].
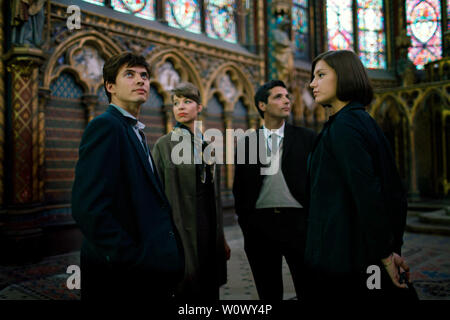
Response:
[[262, 121, 285, 140], [111, 104, 145, 130]]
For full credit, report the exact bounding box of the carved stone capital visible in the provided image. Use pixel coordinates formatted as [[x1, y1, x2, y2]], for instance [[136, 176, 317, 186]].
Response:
[[4, 47, 45, 77], [271, 0, 292, 15]]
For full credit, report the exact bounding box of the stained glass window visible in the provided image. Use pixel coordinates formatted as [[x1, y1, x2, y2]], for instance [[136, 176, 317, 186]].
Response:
[[83, 0, 105, 5], [205, 0, 237, 43], [327, 0, 354, 50], [111, 0, 155, 20], [406, 0, 442, 69], [357, 0, 387, 69], [326, 0, 387, 69], [293, 0, 309, 60], [166, 0, 201, 34]]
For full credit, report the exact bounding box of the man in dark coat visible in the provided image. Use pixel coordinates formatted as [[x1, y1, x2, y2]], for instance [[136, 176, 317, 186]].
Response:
[[233, 80, 317, 300], [71, 52, 184, 301]]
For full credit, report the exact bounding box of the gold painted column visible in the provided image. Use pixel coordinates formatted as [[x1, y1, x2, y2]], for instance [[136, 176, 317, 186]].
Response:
[[248, 113, 260, 130], [224, 110, 234, 190], [163, 103, 174, 133], [38, 88, 51, 202], [82, 94, 98, 123], [5, 48, 45, 206]]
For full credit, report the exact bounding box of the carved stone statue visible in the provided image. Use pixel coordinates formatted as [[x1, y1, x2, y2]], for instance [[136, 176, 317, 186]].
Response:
[[272, 19, 294, 86], [11, 0, 46, 47]]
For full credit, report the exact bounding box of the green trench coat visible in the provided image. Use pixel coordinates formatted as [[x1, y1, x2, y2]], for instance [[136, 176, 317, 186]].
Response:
[[152, 128, 227, 294]]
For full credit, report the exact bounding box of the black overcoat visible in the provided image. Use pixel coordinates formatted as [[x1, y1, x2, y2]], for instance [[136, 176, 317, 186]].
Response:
[[71, 105, 184, 299], [304, 101, 407, 278]]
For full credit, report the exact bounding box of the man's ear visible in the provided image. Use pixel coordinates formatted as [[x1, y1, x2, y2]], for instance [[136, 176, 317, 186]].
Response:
[[258, 101, 266, 112], [105, 81, 115, 96]]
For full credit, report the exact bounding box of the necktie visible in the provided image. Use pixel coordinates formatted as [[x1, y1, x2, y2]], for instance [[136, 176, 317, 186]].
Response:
[[137, 128, 154, 173], [267, 133, 283, 155]]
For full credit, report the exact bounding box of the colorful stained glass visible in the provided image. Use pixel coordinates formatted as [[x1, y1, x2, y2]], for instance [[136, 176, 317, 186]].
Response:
[[448, 0, 450, 29], [293, 0, 309, 60], [327, 0, 354, 50], [83, 0, 105, 5], [357, 0, 386, 69], [111, 0, 155, 20], [406, 0, 442, 69], [294, 0, 308, 6], [166, 0, 201, 34], [206, 0, 237, 43]]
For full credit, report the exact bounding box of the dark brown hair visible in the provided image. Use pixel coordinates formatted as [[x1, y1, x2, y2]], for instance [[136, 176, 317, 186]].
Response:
[[254, 79, 287, 118], [311, 50, 374, 106], [103, 52, 151, 102], [171, 82, 201, 105]]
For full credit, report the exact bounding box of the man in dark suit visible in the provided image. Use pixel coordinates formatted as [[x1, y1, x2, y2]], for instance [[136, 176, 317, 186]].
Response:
[[71, 52, 184, 301], [233, 80, 317, 300]]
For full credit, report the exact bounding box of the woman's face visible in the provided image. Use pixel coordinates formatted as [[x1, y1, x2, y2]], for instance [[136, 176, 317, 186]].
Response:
[[173, 95, 202, 125], [310, 59, 339, 106]]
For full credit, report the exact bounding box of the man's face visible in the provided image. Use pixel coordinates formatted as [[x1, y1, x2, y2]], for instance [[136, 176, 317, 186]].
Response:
[[107, 64, 150, 107], [173, 95, 202, 125], [259, 86, 291, 120]]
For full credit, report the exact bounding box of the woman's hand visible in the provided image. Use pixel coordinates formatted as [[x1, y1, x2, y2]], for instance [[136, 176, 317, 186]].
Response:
[[381, 252, 410, 289], [224, 239, 231, 261]]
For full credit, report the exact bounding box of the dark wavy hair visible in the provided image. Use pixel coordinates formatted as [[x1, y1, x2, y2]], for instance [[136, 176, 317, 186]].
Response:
[[254, 80, 287, 118], [311, 50, 374, 106], [103, 52, 151, 103]]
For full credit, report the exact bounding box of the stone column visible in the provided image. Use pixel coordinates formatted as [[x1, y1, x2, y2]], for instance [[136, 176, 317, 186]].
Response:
[[2, 47, 46, 263], [5, 48, 45, 205], [38, 88, 51, 202], [224, 110, 233, 190], [248, 113, 260, 130], [163, 103, 174, 133]]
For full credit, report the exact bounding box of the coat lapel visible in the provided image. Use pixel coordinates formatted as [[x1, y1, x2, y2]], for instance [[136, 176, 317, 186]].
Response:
[[106, 106, 167, 202], [126, 126, 167, 202]]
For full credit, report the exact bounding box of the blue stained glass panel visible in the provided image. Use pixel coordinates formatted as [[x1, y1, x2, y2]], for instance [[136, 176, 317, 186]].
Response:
[[293, 0, 309, 60], [294, 0, 308, 6], [357, 0, 387, 69], [206, 0, 237, 43]]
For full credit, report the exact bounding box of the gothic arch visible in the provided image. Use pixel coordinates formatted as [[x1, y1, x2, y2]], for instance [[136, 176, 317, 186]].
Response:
[[206, 62, 256, 114], [147, 48, 203, 103], [371, 94, 410, 122], [411, 88, 448, 124], [412, 89, 447, 196], [374, 95, 411, 186], [43, 30, 123, 94]]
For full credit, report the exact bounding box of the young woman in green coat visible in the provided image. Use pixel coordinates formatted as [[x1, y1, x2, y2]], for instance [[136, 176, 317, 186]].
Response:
[[152, 82, 230, 301]]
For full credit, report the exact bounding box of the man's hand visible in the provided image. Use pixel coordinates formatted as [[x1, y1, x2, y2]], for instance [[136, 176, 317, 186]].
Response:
[[381, 253, 410, 289]]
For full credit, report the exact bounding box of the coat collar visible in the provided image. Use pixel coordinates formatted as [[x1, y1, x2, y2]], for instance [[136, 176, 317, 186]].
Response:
[[327, 101, 366, 124]]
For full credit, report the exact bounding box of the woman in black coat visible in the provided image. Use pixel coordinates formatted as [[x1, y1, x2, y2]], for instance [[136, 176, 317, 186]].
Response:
[[304, 50, 411, 299]]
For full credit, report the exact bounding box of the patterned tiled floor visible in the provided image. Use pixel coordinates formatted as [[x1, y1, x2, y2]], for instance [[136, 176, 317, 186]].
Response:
[[219, 222, 450, 300], [0, 222, 449, 300]]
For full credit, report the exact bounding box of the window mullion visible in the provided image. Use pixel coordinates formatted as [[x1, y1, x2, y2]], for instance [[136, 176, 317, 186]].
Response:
[[353, 0, 358, 54]]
